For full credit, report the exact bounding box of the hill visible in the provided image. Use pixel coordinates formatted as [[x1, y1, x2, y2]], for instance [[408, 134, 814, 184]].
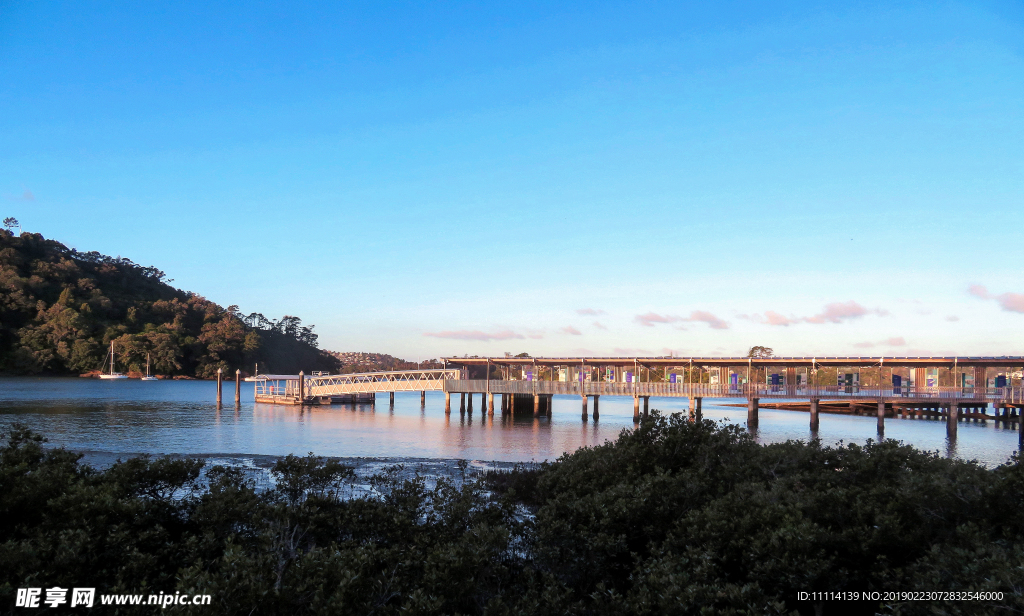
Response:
[[329, 351, 442, 373], [0, 230, 339, 377]]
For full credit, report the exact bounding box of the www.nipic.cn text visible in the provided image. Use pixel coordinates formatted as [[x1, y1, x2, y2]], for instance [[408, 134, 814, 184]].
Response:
[[15, 587, 212, 609]]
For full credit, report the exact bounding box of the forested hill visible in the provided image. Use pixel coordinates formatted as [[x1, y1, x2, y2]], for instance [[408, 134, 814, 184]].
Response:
[[0, 230, 340, 377]]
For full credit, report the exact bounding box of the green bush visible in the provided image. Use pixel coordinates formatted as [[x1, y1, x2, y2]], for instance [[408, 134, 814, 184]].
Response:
[[1, 415, 1022, 615]]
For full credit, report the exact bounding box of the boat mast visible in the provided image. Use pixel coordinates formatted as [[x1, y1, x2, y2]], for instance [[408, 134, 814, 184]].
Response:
[[110, 341, 115, 375]]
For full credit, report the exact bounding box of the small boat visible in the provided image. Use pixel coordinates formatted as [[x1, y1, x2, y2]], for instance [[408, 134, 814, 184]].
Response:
[[141, 353, 158, 381], [98, 341, 128, 380]]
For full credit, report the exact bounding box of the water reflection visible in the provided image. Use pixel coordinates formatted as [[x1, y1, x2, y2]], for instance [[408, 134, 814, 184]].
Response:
[[0, 377, 1019, 466]]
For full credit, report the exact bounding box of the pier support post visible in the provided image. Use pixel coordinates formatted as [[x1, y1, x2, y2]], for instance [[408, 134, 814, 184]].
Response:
[[216, 368, 223, 406], [643, 396, 649, 417], [747, 397, 759, 426], [1019, 406, 1023, 448], [488, 393, 494, 415], [234, 369, 240, 406], [633, 396, 640, 422], [533, 394, 540, 417], [810, 399, 819, 432], [298, 370, 304, 405], [445, 392, 451, 414], [877, 400, 886, 434], [421, 391, 425, 406], [581, 395, 588, 419], [947, 403, 958, 438], [460, 393, 465, 412], [593, 395, 599, 419], [694, 397, 702, 421], [389, 391, 395, 407], [467, 392, 473, 415]]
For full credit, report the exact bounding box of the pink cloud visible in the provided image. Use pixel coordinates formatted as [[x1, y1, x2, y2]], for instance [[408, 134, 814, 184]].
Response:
[[576, 308, 605, 316], [764, 311, 797, 326], [560, 326, 582, 335], [884, 337, 906, 347], [804, 301, 870, 324], [969, 285, 1024, 313], [592, 321, 607, 330], [968, 284, 990, 299], [424, 329, 524, 341], [997, 293, 1024, 313], [635, 310, 728, 330], [687, 310, 729, 330], [635, 312, 681, 327], [853, 342, 875, 348]]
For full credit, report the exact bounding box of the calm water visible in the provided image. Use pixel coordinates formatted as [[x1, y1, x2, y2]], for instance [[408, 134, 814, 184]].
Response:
[[0, 377, 1020, 466]]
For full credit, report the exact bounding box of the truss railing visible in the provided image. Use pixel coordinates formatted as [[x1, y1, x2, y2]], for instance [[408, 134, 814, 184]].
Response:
[[304, 369, 460, 397]]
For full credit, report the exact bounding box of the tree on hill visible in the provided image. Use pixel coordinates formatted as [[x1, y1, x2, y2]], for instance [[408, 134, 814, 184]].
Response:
[[0, 230, 339, 377]]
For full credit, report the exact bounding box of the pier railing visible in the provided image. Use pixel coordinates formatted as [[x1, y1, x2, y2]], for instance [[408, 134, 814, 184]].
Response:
[[444, 380, 1024, 402]]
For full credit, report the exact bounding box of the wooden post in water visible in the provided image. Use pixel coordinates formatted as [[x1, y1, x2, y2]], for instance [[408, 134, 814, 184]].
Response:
[[633, 396, 640, 422], [810, 398, 819, 432], [445, 392, 451, 414], [947, 402, 958, 438], [235, 369, 241, 405], [488, 392, 494, 416], [533, 394, 540, 417], [877, 400, 885, 434], [420, 391, 425, 406], [643, 396, 649, 417], [298, 371, 304, 404], [694, 397, 702, 421], [747, 397, 759, 426], [467, 391, 473, 415], [389, 391, 395, 407], [593, 395, 599, 419], [460, 393, 465, 412], [581, 395, 588, 420], [216, 368, 222, 406]]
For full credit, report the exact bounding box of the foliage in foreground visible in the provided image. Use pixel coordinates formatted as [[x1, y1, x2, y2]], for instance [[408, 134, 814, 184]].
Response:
[[1, 416, 1022, 615]]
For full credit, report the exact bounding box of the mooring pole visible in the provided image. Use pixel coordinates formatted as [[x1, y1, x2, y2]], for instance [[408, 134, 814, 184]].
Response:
[[298, 370, 304, 404], [216, 368, 222, 406], [235, 369, 241, 405]]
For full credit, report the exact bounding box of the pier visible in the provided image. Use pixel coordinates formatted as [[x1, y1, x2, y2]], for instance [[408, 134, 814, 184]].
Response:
[[253, 356, 1024, 443]]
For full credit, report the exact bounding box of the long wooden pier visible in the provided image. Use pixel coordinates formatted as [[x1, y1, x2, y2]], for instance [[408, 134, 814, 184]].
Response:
[[252, 356, 1024, 443]]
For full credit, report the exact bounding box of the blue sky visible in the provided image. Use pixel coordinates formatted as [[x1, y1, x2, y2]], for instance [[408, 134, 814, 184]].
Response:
[[2, 1, 1022, 360]]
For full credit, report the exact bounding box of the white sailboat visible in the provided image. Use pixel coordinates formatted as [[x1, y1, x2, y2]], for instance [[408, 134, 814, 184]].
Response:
[[243, 362, 259, 382], [141, 353, 158, 381], [98, 341, 128, 379]]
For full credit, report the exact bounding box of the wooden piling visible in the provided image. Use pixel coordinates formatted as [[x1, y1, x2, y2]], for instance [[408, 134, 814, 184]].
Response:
[[488, 392, 494, 416], [747, 397, 759, 426], [877, 400, 885, 433], [467, 392, 473, 414], [390, 391, 395, 406], [581, 395, 588, 419], [810, 398, 819, 431], [593, 395, 599, 419], [633, 396, 640, 422], [460, 393, 465, 412], [947, 403, 958, 438], [445, 392, 451, 414], [216, 368, 222, 405], [533, 394, 540, 417], [643, 396, 649, 417], [420, 391, 425, 406], [234, 369, 241, 405], [298, 371, 304, 404], [694, 397, 702, 421]]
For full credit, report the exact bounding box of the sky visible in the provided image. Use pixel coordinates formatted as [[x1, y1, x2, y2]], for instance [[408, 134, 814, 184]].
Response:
[[2, 0, 1023, 360]]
